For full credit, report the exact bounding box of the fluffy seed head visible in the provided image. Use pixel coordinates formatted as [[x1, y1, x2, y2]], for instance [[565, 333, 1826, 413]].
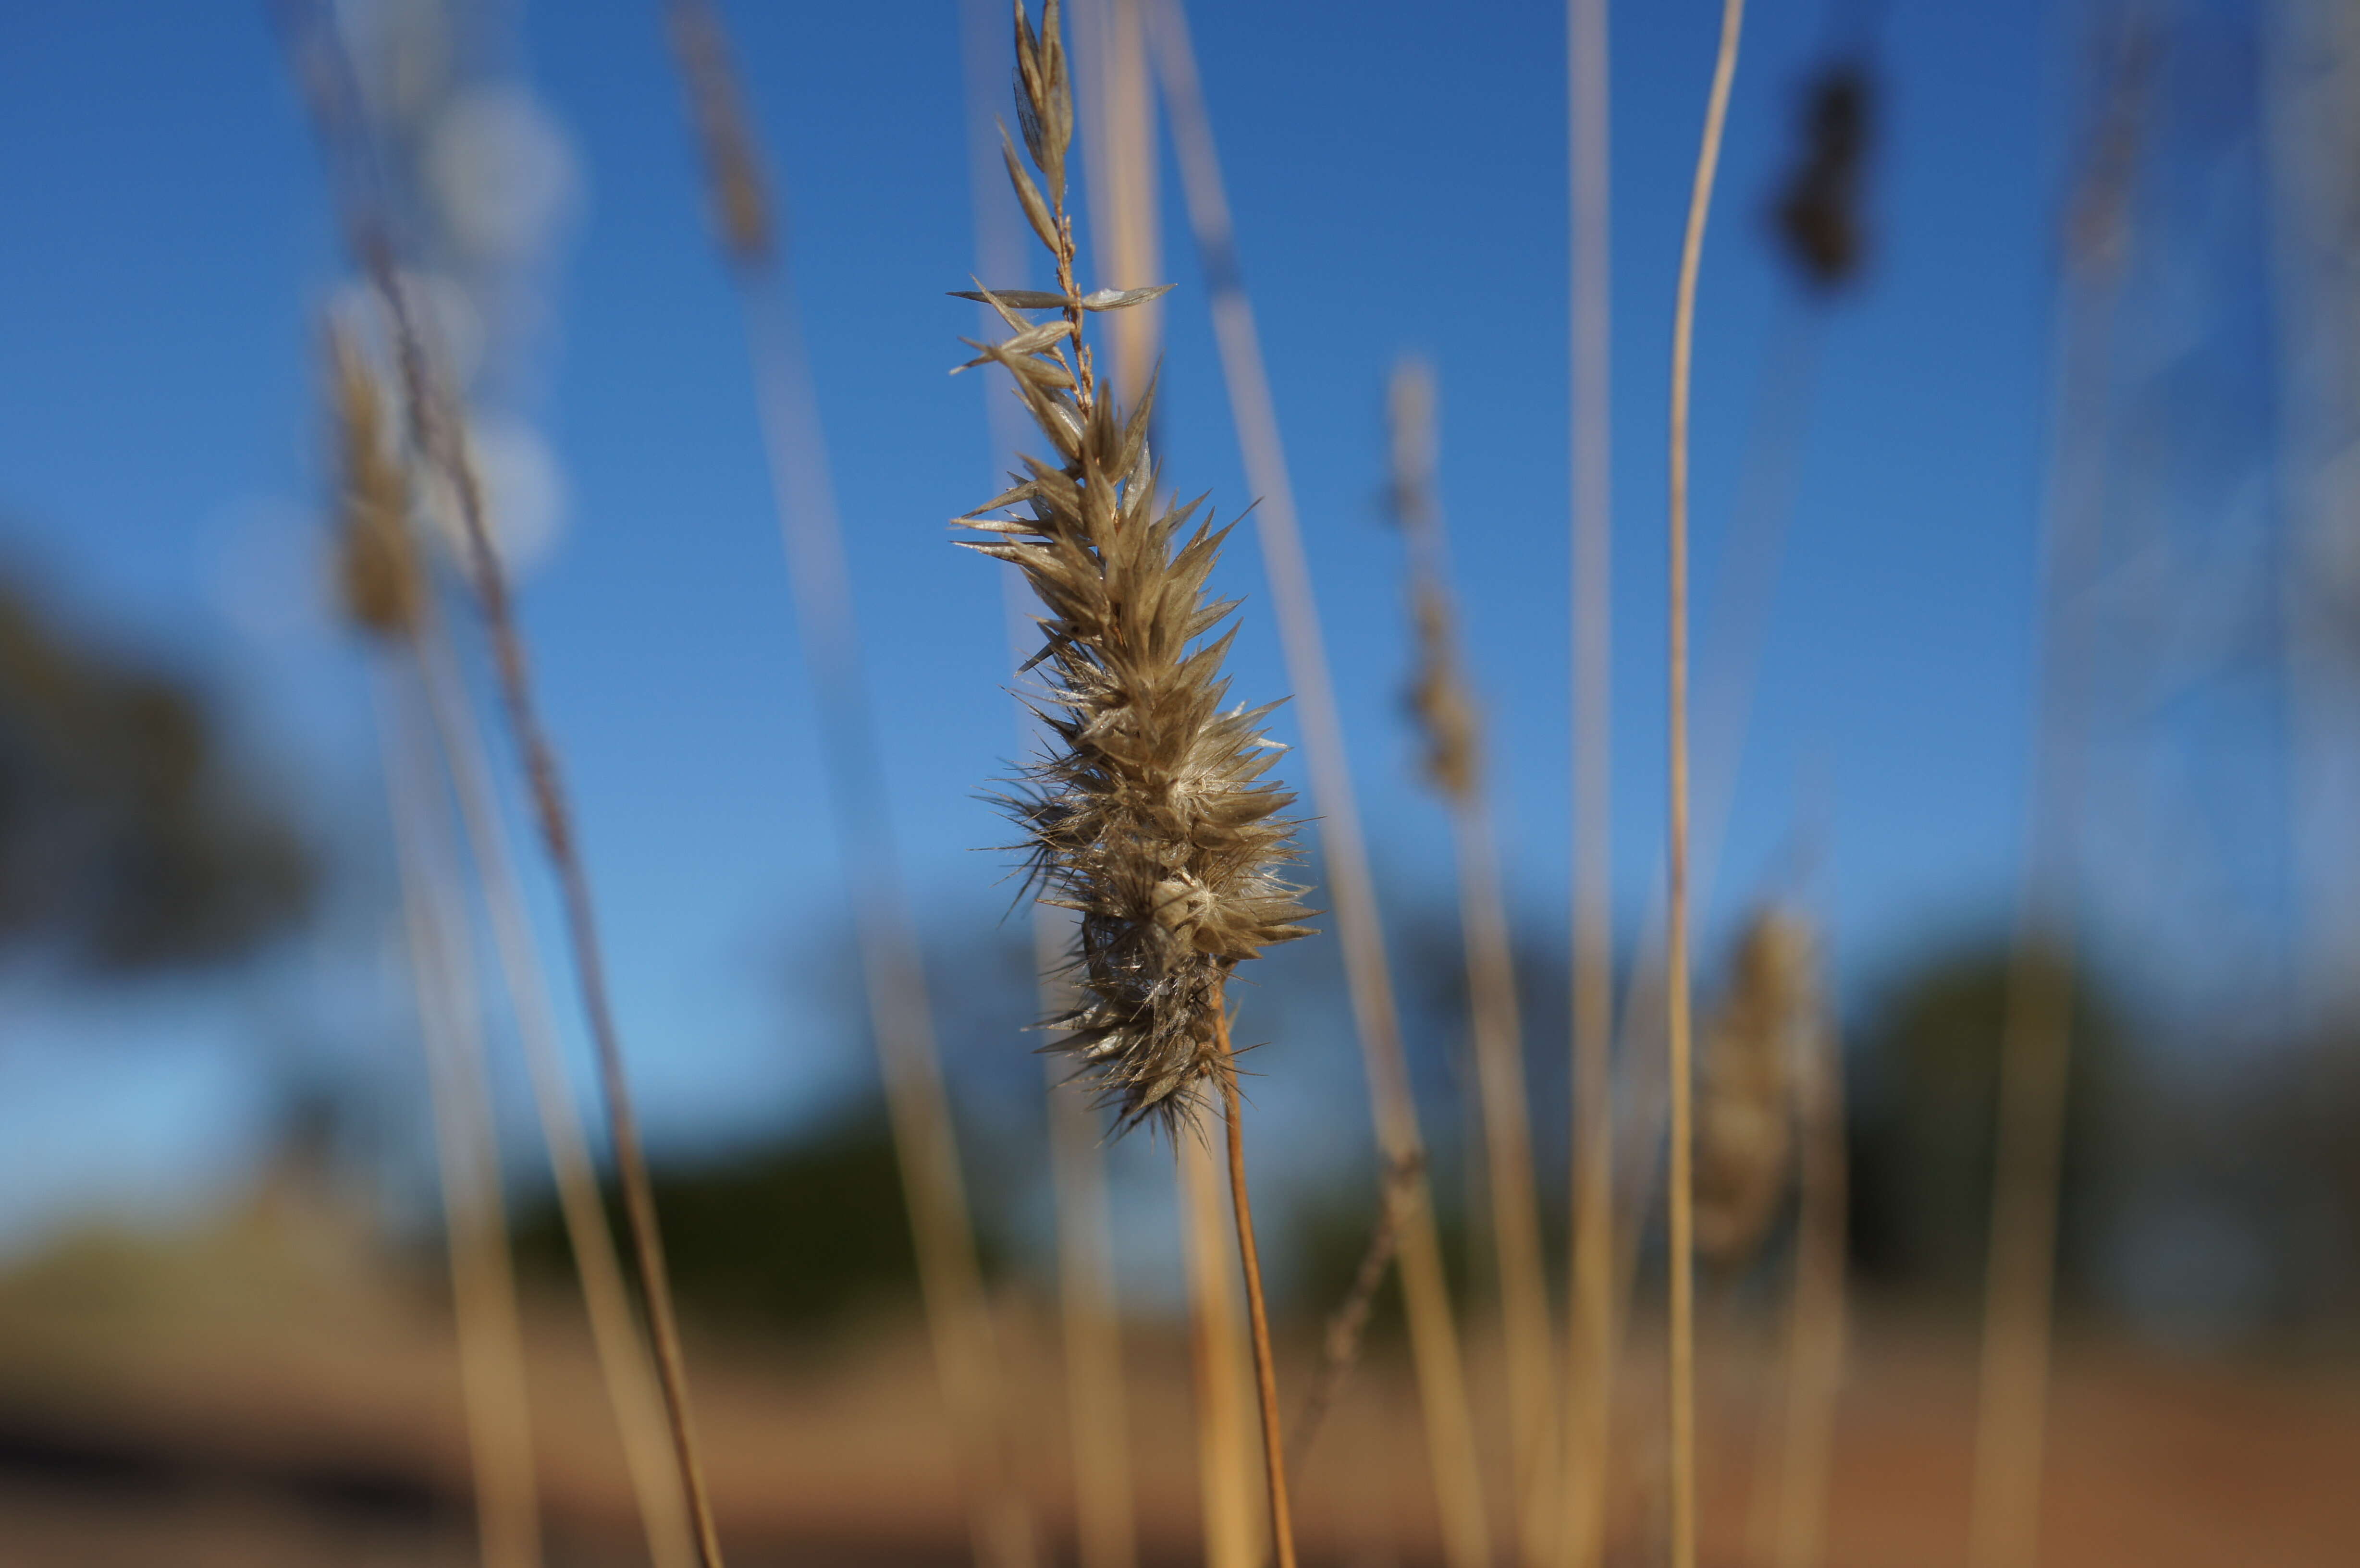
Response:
[[327, 322, 423, 640], [955, 2, 1311, 1134], [1695, 905, 1819, 1265]]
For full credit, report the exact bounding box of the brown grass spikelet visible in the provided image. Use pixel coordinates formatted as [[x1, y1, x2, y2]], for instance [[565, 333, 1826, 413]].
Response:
[[1694, 905, 1816, 1266], [1386, 358, 1479, 804], [956, 2, 1311, 1136], [326, 321, 422, 641], [665, 0, 774, 268]]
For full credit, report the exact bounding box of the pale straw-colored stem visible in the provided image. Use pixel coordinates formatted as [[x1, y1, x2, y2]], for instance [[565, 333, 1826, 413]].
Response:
[[380, 660, 542, 1568], [1969, 937, 2076, 1568], [1288, 1151, 1417, 1473], [1038, 10, 1152, 1562], [1770, 1002, 1848, 1568], [1564, 0, 1616, 1562], [273, 13, 714, 1556], [413, 627, 699, 1568], [1044, 1034, 1137, 1568], [1391, 357, 1556, 1568], [663, 10, 1037, 1565], [743, 234, 1040, 1568], [1453, 793, 1557, 1568], [1216, 1004, 1298, 1568], [1146, 10, 1492, 1567], [1078, 0, 1163, 411], [1967, 38, 2141, 1563], [384, 257, 725, 1568], [1593, 316, 1832, 1492], [1180, 1134, 1263, 1568], [1667, 6, 1748, 1568]]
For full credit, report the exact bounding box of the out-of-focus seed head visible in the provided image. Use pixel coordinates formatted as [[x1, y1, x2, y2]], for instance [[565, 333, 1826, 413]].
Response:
[[327, 322, 423, 641], [1386, 357, 1479, 803], [1695, 905, 1819, 1265], [1771, 60, 1876, 294]]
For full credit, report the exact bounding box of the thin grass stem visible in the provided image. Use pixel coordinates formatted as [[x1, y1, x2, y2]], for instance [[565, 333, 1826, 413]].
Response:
[[276, 10, 722, 1552], [1180, 1132, 1263, 1568], [1389, 358, 1557, 1567], [1217, 1004, 1297, 1568], [1667, 5, 1749, 1567], [1564, 0, 1616, 1561], [414, 626, 700, 1568], [1145, 10, 1492, 1566], [664, 10, 1037, 1566], [1967, 30, 2146, 1566], [380, 662, 542, 1568]]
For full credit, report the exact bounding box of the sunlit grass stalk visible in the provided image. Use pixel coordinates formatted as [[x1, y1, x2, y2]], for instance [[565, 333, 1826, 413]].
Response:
[[663, 8, 1038, 1568], [1666, 4, 1749, 1568], [1590, 187, 1847, 1557], [279, 11, 728, 1556], [1388, 358, 1557, 1568], [1287, 1150, 1418, 1474], [338, 329, 542, 1568], [1180, 1133, 1264, 1568], [1048, 8, 1156, 1562], [1144, 8, 1492, 1566], [321, 312, 695, 1568], [414, 619, 701, 1568], [1564, 0, 1616, 1562], [951, 11, 1309, 1566], [382, 665, 544, 1568], [1769, 943, 1847, 1568]]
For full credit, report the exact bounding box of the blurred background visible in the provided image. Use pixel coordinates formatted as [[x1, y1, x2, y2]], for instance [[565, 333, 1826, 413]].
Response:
[[0, 0, 2353, 1563]]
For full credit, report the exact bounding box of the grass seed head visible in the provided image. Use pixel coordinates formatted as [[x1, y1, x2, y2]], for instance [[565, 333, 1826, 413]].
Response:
[[327, 321, 423, 641], [1771, 60, 1875, 293], [956, 2, 1312, 1135], [1695, 905, 1818, 1265], [1386, 358, 1479, 803]]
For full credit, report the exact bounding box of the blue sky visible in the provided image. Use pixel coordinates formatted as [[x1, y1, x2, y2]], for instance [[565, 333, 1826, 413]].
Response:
[[0, 0, 2076, 1242]]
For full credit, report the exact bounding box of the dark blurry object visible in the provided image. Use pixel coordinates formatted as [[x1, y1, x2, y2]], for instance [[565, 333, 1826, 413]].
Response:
[[515, 1105, 1010, 1331], [0, 579, 313, 972], [1771, 59, 1877, 293], [1846, 938, 2122, 1297]]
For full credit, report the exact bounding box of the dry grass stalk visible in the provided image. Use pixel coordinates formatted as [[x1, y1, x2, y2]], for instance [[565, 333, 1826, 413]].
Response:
[[1287, 1149, 1419, 1474], [330, 306, 696, 1563], [1217, 1013, 1297, 1568], [1045, 1035, 1140, 1568], [399, 267, 727, 1568], [1052, 7, 1158, 1562], [1564, 0, 1617, 1562], [278, 11, 728, 1555], [413, 621, 699, 1568], [1143, 7, 1494, 1565], [338, 326, 541, 1568], [954, 9, 1308, 1564], [1180, 1133, 1263, 1568], [1769, 919, 1845, 1568], [1968, 30, 2147, 1568], [665, 8, 1040, 1568], [1666, 5, 1750, 1568], [329, 321, 694, 1568], [383, 674, 544, 1568], [1078, 0, 1162, 412], [1388, 358, 1558, 1568]]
